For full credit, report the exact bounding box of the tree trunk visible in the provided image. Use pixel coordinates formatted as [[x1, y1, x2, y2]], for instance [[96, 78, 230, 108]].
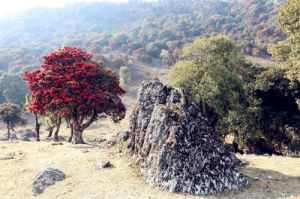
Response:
[[68, 123, 74, 142], [72, 130, 84, 144], [72, 123, 84, 144], [66, 118, 71, 128], [7, 122, 10, 140], [47, 127, 53, 137], [54, 117, 62, 142], [35, 114, 40, 141]]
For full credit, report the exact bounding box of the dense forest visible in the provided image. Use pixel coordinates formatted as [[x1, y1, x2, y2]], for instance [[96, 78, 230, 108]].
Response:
[[0, 0, 299, 155], [0, 0, 285, 73]]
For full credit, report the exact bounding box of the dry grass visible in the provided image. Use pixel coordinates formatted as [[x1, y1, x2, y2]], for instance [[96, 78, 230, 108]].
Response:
[[0, 132, 300, 199]]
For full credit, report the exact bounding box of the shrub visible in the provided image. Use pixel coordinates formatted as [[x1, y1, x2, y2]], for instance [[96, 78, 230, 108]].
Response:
[[119, 66, 131, 87], [0, 103, 26, 139]]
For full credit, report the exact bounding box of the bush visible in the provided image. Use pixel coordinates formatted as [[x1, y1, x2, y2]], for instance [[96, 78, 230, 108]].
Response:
[[0, 103, 26, 139], [119, 66, 131, 87]]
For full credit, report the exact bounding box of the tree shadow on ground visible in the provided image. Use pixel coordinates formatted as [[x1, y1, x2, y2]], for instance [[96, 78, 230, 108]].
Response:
[[209, 166, 300, 199]]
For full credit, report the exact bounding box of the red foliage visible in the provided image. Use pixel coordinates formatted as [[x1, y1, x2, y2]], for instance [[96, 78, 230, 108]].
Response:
[[167, 40, 184, 52], [260, 27, 273, 37], [23, 47, 126, 123], [132, 48, 152, 64]]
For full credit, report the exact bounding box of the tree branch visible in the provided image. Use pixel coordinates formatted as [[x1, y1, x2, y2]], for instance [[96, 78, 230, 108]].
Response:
[[80, 110, 98, 131]]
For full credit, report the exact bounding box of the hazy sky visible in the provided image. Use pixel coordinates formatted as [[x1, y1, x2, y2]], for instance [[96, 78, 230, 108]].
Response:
[[0, 0, 133, 16]]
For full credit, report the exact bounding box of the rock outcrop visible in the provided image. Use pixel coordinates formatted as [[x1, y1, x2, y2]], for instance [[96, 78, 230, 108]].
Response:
[[127, 80, 249, 195]]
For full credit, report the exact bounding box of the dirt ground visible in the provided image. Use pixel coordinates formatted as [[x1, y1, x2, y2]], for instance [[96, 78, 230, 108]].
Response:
[[0, 125, 300, 199]]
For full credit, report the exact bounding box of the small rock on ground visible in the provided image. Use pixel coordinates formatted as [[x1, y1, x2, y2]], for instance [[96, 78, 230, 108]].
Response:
[[267, 175, 273, 180], [119, 131, 130, 142], [103, 141, 117, 148], [253, 176, 259, 180], [32, 167, 65, 196], [96, 160, 113, 169]]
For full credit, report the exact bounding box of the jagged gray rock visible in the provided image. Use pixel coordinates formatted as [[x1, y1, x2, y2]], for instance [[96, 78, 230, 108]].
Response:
[[127, 80, 249, 195], [32, 168, 65, 196]]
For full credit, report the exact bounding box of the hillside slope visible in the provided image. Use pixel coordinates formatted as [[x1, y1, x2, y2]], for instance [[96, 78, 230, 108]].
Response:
[[0, 0, 285, 73]]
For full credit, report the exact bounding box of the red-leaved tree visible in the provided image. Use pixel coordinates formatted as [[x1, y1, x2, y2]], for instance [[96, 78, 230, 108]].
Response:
[[23, 47, 126, 144]]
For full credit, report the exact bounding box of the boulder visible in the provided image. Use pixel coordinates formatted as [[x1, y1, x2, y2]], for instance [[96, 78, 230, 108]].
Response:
[[18, 129, 36, 141], [127, 80, 249, 195], [32, 168, 65, 196]]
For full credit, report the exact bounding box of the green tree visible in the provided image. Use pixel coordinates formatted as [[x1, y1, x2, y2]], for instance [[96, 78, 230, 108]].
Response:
[[0, 103, 26, 139], [0, 73, 28, 107], [160, 49, 175, 68], [111, 33, 128, 47], [244, 67, 300, 154], [169, 36, 248, 132], [146, 42, 163, 58], [265, 0, 300, 153], [269, 0, 300, 82], [43, 115, 62, 141]]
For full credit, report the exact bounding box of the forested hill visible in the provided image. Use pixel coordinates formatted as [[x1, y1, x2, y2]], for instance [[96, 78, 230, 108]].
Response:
[[0, 0, 285, 73]]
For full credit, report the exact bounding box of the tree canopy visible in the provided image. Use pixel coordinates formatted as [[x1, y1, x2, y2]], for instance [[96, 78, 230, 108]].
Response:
[[269, 0, 300, 82], [23, 47, 126, 143], [169, 36, 249, 127]]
